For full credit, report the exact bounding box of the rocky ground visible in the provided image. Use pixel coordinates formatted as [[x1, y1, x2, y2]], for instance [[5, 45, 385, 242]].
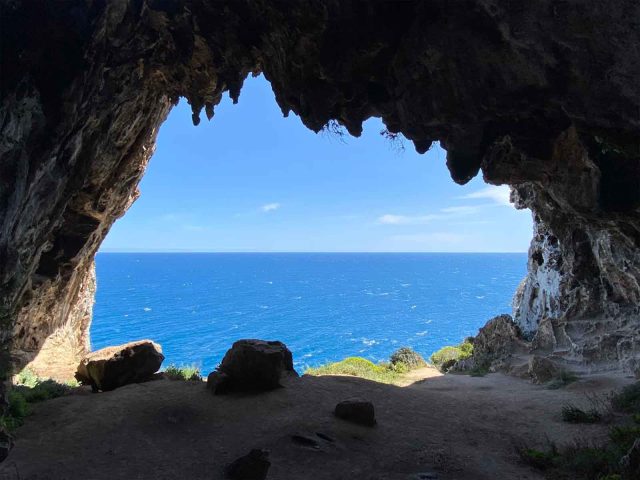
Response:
[[1, 368, 633, 480]]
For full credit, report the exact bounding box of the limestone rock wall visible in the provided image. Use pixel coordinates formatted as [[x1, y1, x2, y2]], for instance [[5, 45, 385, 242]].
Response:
[[1, 0, 639, 375], [503, 128, 640, 371]]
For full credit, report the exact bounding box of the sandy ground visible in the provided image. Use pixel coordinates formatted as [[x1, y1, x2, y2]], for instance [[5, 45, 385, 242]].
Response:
[[0, 368, 634, 480]]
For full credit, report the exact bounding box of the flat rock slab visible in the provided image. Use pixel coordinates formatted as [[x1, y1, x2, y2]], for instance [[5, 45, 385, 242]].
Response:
[[334, 399, 376, 426], [75, 340, 164, 392]]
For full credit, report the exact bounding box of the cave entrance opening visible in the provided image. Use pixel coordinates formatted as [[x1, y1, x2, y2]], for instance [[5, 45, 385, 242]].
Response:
[[87, 74, 531, 378]]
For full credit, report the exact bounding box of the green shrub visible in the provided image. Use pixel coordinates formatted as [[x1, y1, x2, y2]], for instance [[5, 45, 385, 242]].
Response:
[[7, 391, 28, 420], [386, 361, 409, 374], [163, 364, 202, 381], [1, 371, 78, 432], [429, 340, 473, 372], [389, 347, 426, 370], [611, 382, 640, 414], [561, 404, 601, 424], [15, 368, 38, 388], [17, 380, 70, 402], [0, 390, 30, 432]]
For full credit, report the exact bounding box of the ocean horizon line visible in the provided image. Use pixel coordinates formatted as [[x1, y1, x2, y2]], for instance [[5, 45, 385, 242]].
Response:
[[97, 250, 528, 254]]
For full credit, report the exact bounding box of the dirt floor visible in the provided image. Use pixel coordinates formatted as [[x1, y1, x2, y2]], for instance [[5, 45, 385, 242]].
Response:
[[0, 368, 634, 480]]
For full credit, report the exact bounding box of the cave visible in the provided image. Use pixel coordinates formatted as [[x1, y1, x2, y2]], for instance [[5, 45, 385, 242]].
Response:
[[1, 0, 640, 477]]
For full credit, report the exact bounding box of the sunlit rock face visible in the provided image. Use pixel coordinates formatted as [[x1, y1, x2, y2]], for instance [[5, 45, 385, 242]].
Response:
[[505, 128, 640, 371], [1, 0, 639, 375]]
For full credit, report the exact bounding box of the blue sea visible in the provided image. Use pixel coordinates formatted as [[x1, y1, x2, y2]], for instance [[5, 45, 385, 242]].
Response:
[[91, 253, 526, 374]]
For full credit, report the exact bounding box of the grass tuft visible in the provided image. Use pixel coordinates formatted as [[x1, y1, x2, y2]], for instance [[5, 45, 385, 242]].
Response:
[[163, 364, 202, 381]]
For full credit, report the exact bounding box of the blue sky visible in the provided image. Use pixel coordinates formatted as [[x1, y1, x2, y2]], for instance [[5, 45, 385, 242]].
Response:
[[101, 75, 532, 252]]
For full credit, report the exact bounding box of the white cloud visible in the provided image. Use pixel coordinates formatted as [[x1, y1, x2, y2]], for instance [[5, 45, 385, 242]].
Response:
[[260, 203, 281, 213], [377, 205, 478, 225], [460, 185, 512, 207], [440, 205, 481, 215]]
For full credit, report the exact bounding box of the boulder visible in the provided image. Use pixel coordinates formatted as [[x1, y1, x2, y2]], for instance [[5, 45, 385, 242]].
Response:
[[208, 340, 297, 394], [75, 340, 164, 392], [528, 355, 560, 384], [472, 314, 527, 370], [334, 399, 376, 426], [225, 449, 270, 480]]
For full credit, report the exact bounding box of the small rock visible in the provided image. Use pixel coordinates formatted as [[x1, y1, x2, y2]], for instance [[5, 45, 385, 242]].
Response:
[[528, 355, 560, 384], [225, 449, 270, 480], [334, 399, 376, 426], [0, 428, 13, 462], [208, 339, 298, 394], [75, 340, 164, 391]]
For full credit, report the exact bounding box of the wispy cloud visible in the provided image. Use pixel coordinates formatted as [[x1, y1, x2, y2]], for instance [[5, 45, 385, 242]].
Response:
[[377, 205, 480, 225], [460, 185, 511, 207], [260, 202, 281, 213]]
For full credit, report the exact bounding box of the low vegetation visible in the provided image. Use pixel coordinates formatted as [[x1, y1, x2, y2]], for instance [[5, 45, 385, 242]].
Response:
[[163, 364, 202, 381], [429, 340, 473, 372], [389, 347, 427, 369], [518, 381, 640, 479], [1, 368, 78, 432], [305, 347, 427, 385]]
